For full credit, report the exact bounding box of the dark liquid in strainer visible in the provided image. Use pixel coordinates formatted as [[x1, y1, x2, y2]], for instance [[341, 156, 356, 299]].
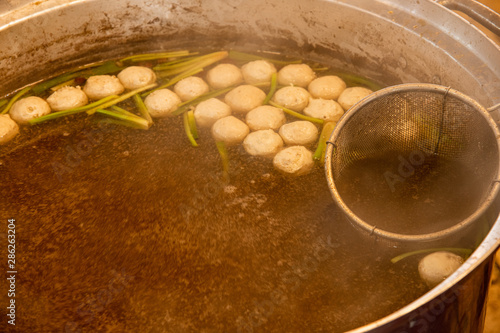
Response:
[[335, 152, 486, 235]]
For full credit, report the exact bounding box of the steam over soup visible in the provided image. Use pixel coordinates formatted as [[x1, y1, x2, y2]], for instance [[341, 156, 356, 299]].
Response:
[[0, 50, 479, 332]]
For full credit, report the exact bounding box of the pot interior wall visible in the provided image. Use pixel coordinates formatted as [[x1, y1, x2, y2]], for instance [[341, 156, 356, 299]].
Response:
[[0, 0, 499, 108]]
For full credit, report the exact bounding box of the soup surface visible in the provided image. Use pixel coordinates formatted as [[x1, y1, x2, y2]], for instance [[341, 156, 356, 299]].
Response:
[[0, 50, 480, 332]]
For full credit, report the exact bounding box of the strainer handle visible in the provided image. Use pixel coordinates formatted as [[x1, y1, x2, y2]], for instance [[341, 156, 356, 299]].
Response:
[[436, 0, 500, 37]]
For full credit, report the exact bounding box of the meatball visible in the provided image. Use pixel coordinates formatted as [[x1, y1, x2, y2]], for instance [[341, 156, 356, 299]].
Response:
[[308, 75, 346, 100], [273, 146, 314, 176], [337, 87, 373, 111], [144, 89, 182, 118], [241, 60, 277, 84], [277, 64, 316, 88], [117, 66, 156, 90], [193, 98, 232, 128], [174, 76, 210, 102], [272, 86, 310, 112], [303, 98, 344, 122], [9, 96, 51, 124], [211, 116, 250, 145], [243, 129, 284, 158], [0, 114, 19, 144], [279, 121, 319, 146], [418, 251, 464, 288], [224, 85, 266, 114], [245, 105, 286, 131], [206, 63, 243, 89], [46, 86, 88, 111], [83, 75, 125, 100]]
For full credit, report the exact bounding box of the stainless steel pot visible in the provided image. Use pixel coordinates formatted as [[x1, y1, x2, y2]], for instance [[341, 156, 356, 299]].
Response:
[[1, 0, 499, 332]]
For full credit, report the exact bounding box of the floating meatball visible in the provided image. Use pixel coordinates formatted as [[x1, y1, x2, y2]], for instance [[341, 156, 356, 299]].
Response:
[[46, 86, 88, 111], [418, 251, 464, 288], [241, 60, 277, 84], [206, 63, 243, 89], [245, 105, 286, 131], [303, 98, 344, 122], [83, 75, 125, 100], [144, 89, 182, 118], [224, 85, 266, 114], [273, 146, 314, 176], [117, 66, 156, 90], [308, 75, 346, 100], [194, 98, 232, 128], [337, 86, 373, 111], [279, 121, 319, 146], [0, 114, 19, 144], [211, 116, 249, 145], [277, 64, 316, 88], [174, 76, 210, 102], [243, 129, 284, 158], [9, 96, 51, 124], [272, 86, 310, 112]]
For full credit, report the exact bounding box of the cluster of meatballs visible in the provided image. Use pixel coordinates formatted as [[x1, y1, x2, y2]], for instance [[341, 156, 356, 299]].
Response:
[[0, 54, 374, 176]]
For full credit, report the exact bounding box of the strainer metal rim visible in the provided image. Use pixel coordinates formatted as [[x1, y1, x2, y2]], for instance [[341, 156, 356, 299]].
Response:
[[325, 83, 500, 243]]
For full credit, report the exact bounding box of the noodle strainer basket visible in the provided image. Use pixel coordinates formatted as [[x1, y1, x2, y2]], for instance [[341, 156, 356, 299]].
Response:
[[325, 83, 500, 243]]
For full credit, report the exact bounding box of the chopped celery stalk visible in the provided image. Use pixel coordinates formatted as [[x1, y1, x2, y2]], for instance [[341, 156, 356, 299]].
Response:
[[391, 248, 473, 264], [1, 86, 31, 115], [183, 112, 198, 147], [187, 110, 199, 139], [29, 95, 119, 125], [228, 50, 302, 65], [133, 94, 153, 126], [263, 73, 278, 104], [86, 83, 157, 115], [119, 50, 192, 63], [95, 109, 149, 130], [313, 121, 336, 162], [32, 61, 123, 94], [50, 79, 76, 92], [171, 86, 234, 116], [216, 141, 230, 182], [98, 118, 150, 130], [268, 101, 324, 125]]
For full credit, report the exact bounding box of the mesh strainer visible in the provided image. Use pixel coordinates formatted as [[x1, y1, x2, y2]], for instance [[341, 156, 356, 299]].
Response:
[[325, 83, 500, 243]]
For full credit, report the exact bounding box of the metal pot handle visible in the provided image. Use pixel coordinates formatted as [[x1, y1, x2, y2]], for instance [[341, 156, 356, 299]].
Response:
[[435, 0, 500, 37]]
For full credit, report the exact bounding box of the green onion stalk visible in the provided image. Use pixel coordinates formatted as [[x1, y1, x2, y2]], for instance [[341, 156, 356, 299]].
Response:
[[133, 94, 153, 126], [263, 73, 278, 105], [228, 50, 302, 65], [216, 141, 230, 182], [28, 95, 119, 125], [390, 247, 473, 264], [86, 83, 157, 115], [1, 87, 32, 115], [268, 101, 324, 125], [119, 50, 193, 63], [183, 112, 198, 147], [95, 109, 149, 130], [171, 86, 235, 116], [313, 121, 336, 163]]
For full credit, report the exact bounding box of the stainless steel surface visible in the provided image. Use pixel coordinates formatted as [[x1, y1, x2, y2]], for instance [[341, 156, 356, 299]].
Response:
[[325, 83, 500, 244], [435, 0, 500, 36], [0, 0, 499, 332]]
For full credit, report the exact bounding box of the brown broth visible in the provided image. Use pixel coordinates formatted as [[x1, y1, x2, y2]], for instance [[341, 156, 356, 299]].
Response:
[[1, 114, 429, 332]]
